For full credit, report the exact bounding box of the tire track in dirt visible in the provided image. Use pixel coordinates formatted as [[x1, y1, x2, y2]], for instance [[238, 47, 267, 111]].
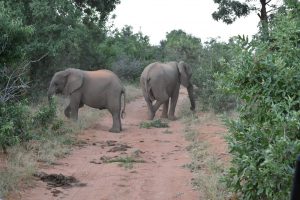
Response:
[[17, 89, 200, 200]]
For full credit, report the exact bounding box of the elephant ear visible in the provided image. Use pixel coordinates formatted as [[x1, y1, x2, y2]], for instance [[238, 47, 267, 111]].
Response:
[[178, 61, 192, 87], [63, 68, 83, 95]]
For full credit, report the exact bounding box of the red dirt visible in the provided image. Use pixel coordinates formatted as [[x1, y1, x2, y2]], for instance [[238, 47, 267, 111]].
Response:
[[10, 89, 229, 200], [196, 116, 230, 164]]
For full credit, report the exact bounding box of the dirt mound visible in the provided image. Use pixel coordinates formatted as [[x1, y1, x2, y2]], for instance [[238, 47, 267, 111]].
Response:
[[34, 172, 86, 188], [107, 144, 131, 152]]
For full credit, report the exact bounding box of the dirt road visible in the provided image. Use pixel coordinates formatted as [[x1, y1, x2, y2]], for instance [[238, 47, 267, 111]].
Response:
[[17, 89, 201, 200]]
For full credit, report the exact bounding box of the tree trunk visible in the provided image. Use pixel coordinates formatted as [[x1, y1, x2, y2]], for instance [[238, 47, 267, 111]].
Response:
[[259, 0, 269, 40]]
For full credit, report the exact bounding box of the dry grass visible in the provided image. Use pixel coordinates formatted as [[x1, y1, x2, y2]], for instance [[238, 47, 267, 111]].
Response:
[[179, 98, 230, 200], [124, 84, 142, 102], [0, 83, 142, 198], [0, 146, 37, 197]]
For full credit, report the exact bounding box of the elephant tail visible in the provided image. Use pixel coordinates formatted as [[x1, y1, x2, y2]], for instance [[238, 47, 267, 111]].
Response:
[[146, 77, 155, 101], [121, 88, 126, 119]]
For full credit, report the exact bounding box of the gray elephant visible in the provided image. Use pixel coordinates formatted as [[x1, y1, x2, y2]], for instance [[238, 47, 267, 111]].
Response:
[[140, 61, 195, 120], [47, 68, 126, 133]]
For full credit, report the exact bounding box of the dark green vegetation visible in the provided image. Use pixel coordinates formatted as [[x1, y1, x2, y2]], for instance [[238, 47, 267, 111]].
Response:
[[1, 0, 300, 199], [139, 119, 169, 129], [216, 1, 300, 199]]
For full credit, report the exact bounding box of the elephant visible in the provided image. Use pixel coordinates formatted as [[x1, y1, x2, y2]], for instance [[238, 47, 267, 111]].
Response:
[[47, 68, 126, 133], [140, 61, 195, 120]]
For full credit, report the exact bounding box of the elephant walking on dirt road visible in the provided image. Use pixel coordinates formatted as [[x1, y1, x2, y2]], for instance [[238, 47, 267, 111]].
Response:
[[140, 61, 195, 120], [47, 68, 126, 133]]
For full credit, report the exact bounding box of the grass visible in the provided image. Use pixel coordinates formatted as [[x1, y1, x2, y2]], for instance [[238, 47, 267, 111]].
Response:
[[139, 119, 169, 129], [0, 83, 142, 198], [105, 156, 145, 169], [124, 84, 142, 103], [179, 98, 230, 200], [0, 146, 37, 197]]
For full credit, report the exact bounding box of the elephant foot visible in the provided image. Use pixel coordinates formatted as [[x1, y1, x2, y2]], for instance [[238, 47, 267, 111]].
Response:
[[147, 112, 155, 120], [109, 127, 121, 133], [168, 115, 178, 121]]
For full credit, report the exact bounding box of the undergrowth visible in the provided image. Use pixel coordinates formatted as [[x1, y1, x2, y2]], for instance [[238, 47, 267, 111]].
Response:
[[139, 119, 169, 129], [179, 99, 230, 200]]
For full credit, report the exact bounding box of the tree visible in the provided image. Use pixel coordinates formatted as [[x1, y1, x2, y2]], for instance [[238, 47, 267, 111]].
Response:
[[1, 0, 120, 91], [212, 0, 282, 38], [0, 2, 33, 103], [98, 25, 158, 81], [161, 29, 202, 63]]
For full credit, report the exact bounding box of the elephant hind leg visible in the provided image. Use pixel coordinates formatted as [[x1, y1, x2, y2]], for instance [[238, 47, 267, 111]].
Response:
[[109, 112, 121, 133], [151, 100, 164, 118], [168, 85, 180, 120], [161, 99, 169, 118], [145, 99, 165, 120], [144, 97, 155, 120]]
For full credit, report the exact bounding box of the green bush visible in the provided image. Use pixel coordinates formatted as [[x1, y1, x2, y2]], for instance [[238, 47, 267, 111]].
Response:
[[0, 100, 60, 150], [192, 39, 236, 112], [219, 8, 300, 199], [111, 54, 145, 82], [0, 103, 31, 148], [32, 100, 57, 128], [139, 119, 169, 129]]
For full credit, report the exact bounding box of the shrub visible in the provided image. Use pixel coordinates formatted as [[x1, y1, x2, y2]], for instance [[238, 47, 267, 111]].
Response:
[[0, 102, 31, 149], [219, 8, 300, 200], [0, 99, 59, 150], [32, 99, 57, 128], [111, 54, 145, 82], [139, 119, 169, 129], [193, 39, 237, 112]]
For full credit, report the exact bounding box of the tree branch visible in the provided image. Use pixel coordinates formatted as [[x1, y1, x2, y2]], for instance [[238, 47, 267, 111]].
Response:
[[0, 53, 48, 104], [266, 0, 272, 5]]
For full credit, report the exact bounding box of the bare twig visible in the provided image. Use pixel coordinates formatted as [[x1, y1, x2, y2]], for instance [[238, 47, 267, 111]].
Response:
[[0, 53, 48, 103]]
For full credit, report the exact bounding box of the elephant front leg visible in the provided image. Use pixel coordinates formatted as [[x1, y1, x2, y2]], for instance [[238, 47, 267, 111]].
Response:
[[161, 99, 169, 119], [70, 105, 79, 121], [64, 105, 71, 118], [109, 112, 121, 133], [69, 94, 81, 121]]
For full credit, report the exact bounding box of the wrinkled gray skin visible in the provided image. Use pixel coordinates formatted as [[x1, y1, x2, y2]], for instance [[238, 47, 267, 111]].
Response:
[[47, 68, 126, 133], [140, 61, 195, 120]]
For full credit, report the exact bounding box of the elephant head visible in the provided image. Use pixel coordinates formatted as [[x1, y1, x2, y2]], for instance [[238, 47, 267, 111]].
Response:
[[47, 68, 83, 101], [178, 61, 196, 111]]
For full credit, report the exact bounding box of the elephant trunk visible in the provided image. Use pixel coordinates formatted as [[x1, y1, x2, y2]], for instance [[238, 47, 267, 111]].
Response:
[[187, 84, 196, 111], [47, 85, 55, 103]]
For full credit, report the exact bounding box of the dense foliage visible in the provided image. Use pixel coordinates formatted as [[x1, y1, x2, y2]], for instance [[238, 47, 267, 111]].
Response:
[[219, 3, 300, 199], [98, 25, 158, 82], [0, 0, 121, 150]]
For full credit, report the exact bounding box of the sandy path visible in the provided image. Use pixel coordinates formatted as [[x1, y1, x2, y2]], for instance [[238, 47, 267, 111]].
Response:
[[18, 89, 200, 200]]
